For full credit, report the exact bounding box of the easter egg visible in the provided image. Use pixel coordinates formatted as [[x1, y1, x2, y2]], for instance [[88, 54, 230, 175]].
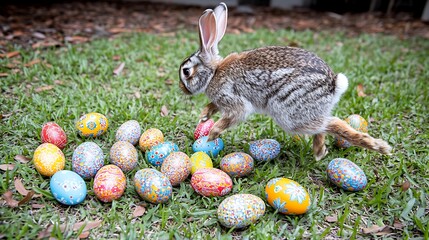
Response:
[[192, 136, 224, 158], [134, 168, 172, 204], [75, 112, 109, 137], [41, 122, 67, 149], [326, 158, 367, 191], [194, 119, 214, 140], [145, 141, 179, 167], [115, 120, 141, 145], [139, 128, 164, 151], [265, 178, 311, 215], [217, 194, 265, 228], [72, 142, 104, 179], [190, 152, 213, 175], [335, 114, 368, 148], [220, 152, 254, 178], [161, 152, 191, 186], [191, 168, 232, 197], [50, 170, 86, 205], [93, 165, 126, 203], [249, 139, 281, 162], [33, 143, 65, 177], [110, 141, 138, 172]]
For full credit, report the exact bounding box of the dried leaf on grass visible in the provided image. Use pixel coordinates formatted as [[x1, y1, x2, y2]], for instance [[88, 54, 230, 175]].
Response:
[[132, 206, 146, 218], [15, 178, 29, 196], [65, 36, 89, 43], [0, 164, 15, 171], [2, 191, 19, 207], [0, 51, 21, 58], [113, 62, 125, 75], [134, 91, 141, 99], [54, 80, 64, 85], [32, 32, 46, 39], [24, 59, 41, 67], [79, 232, 90, 239], [357, 84, 367, 97], [35, 85, 54, 92], [402, 180, 411, 191], [32, 39, 62, 49], [393, 219, 405, 229], [361, 225, 392, 235], [15, 154, 31, 163], [160, 105, 169, 117], [325, 214, 338, 223], [38, 220, 102, 239], [32, 203, 45, 209], [0, 73, 9, 77], [18, 190, 35, 205]]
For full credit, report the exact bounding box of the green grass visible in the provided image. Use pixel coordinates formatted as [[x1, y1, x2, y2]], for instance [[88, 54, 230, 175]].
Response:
[[1, 29, 428, 239]]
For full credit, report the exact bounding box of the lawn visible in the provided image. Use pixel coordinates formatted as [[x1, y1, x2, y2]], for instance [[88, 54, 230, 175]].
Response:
[[1, 28, 428, 239]]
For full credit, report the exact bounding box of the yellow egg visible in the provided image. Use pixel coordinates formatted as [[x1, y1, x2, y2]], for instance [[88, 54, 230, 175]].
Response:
[[139, 128, 164, 151], [265, 178, 311, 215], [190, 151, 213, 175], [33, 143, 65, 177], [75, 112, 109, 137]]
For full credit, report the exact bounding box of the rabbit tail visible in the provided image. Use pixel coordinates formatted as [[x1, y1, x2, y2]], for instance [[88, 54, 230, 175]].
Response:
[[332, 73, 349, 105]]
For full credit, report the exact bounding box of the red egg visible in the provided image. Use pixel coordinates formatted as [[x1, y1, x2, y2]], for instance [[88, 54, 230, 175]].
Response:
[[194, 119, 215, 140], [41, 122, 67, 149]]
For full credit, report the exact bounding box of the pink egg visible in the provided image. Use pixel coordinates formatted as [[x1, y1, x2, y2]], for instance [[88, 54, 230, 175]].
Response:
[[191, 168, 232, 197], [93, 165, 126, 203], [194, 119, 214, 140], [41, 122, 67, 149]]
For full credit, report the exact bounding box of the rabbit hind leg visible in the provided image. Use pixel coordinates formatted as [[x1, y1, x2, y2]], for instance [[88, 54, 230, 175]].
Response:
[[313, 133, 328, 161]]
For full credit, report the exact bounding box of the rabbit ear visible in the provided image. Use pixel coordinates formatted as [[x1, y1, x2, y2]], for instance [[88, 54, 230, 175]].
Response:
[[212, 2, 228, 55], [198, 9, 217, 56]]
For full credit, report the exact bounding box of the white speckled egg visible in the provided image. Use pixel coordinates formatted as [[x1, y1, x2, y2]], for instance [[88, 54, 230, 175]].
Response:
[[72, 142, 104, 179], [327, 158, 367, 191], [161, 152, 191, 186], [249, 139, 281, 162], [115, 120, 141, 145], [217, 194, 265, 228], [50, 170, 87, 206], [75, 112, 109, 137], [134, 168, 172, 204], [220, 152, 254, 178], [109, 141, 138, 172]]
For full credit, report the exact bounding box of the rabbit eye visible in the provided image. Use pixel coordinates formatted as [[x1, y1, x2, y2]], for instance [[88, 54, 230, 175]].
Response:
[[183, 68, 192, 78]]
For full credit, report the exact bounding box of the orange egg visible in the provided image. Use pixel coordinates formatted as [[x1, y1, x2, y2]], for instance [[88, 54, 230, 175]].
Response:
[[33, 143, 65, 177], [265, 178, 310, 215], [139, 128, 164, 151]]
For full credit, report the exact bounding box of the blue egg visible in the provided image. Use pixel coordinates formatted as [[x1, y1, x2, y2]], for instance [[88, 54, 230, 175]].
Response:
[[192, 136, 224, 158], [145, 141, 179, 166], [327, 158, 367, 191], [50, 170, 87, 205], [249, 139, 280, 161]]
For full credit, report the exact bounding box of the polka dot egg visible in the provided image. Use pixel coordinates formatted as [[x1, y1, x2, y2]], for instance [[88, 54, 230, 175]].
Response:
[[75, 112, 109, 137], [220, 152, 254, 177], [115, 120, 141, 145], [327, 158, 367, 191], [50, 170, 86, 206], [109, 141, 138, 172], [134, 168, 172, 204], [145, 141, 178, 167], [72, 142, 104, 179], [249, 139, 281, 162], [265, 178, 311, 215], [217, 194, 265, 228], [192, 136, 224, 158], [33, 143, 65, 177]]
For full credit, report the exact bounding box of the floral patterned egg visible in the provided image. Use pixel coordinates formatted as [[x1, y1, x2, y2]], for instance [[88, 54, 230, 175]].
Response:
[[190, 152, 213, 175], [134, 168, 172, 204], [194, 119, 214, 140], [115, 120, 141, 145], [72, 142, 104, 179], [220, 152, 254, 178], [110, 141, 138, 172], [41, 122, 67, 149], [327, 158, 367, 191], [93, 165, 126, 203], [217, 194, 265, 228], [192, 136, 224, 158], [335, 114, 368, 148], [145, 141, 179, 167], [249, 139, 281, 162], [161, 152, 191, 186], [139, 128, 164, 151], [33, 143, 65, 177], [75, 112, 109, 137], [191, 168, 232, 197], [50, 170, 87, 206], [265, 178, 311, 215]]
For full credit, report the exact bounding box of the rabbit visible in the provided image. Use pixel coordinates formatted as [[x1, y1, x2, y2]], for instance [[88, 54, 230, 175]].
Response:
[[178, 2, 392, 160]]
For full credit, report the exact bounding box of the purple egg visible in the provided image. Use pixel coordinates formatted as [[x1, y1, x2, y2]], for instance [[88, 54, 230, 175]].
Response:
[[72, 142, 104, 179]]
